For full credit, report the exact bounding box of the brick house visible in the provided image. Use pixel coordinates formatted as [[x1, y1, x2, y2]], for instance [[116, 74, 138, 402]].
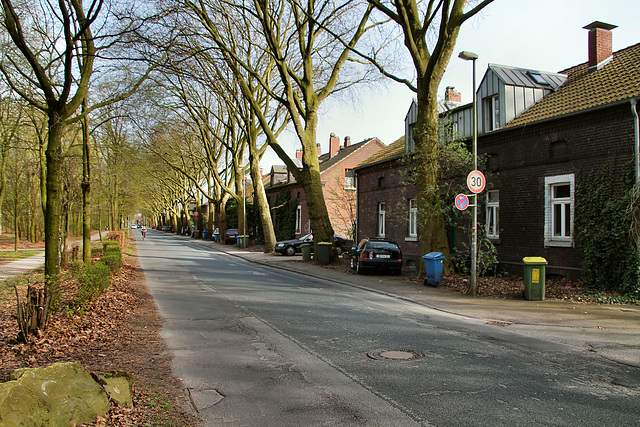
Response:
[[265, 134, 386, 241], [355, 21, 640, 277]]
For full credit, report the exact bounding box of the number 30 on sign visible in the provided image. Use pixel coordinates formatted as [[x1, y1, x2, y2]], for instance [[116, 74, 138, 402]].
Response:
[[467, 170, 486, 194]]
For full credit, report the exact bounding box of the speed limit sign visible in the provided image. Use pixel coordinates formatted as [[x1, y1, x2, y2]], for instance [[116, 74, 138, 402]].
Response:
[[467, 170, 486, 194]]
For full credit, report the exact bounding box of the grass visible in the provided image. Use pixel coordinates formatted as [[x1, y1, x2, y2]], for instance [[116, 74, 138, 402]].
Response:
[[0, 250, 43, 264]]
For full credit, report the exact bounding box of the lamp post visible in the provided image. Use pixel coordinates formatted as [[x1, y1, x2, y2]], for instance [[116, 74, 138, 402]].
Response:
[[458, 50, 478, 296]]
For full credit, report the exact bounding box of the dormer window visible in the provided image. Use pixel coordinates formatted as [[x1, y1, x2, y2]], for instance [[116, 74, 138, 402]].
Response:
[[484, 95, 500, 131], [406, 122, 415, 153]]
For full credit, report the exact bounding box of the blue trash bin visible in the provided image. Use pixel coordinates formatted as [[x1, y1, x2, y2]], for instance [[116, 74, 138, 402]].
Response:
[[202, 230, 208, 239], [423, 252, 445, 287]]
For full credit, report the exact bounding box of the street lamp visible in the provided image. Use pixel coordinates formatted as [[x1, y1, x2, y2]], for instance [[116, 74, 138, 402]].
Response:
[[458, 50, 478, 296]]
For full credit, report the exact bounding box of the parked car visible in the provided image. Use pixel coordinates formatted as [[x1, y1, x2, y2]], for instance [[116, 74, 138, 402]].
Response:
[[274, 233, 353, 256], [350, 238, 403, 275], [224, 228, 239, 244], [274, 233, 313, 256]]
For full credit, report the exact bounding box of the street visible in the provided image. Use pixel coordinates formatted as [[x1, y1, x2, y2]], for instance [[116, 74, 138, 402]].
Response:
[[136, 231, 639, 426]]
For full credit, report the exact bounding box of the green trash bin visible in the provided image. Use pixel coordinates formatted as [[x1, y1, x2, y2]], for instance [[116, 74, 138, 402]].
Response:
[[523, 257, 547, 301], [317, 242, 332, 265], [301, 243, 312, 262]]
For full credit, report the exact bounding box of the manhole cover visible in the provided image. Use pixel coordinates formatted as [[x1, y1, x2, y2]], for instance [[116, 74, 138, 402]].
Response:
[[367, 349, 424, 361]]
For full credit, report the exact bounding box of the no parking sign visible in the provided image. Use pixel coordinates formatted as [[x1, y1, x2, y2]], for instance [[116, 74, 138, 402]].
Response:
[[455, 194, 469, 211]]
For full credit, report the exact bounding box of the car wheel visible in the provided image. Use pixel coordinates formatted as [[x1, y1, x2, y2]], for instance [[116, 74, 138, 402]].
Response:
[[336, 246, 343, 256], [285, 246, 296, 256]]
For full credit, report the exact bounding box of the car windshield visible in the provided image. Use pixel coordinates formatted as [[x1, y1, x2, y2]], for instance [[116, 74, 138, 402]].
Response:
[[299, 233, 312, 241], [367, 241, 399, 251]]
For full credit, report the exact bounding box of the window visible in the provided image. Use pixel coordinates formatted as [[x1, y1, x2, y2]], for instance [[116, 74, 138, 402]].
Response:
[[344, 168, 355, 189], [408, 199, 417, 237], [545, 174, 574, 247], [484, 95, 500, 131], [378, 176, 385, 189], [378, 202, 386, 237], [406, 122, 415, 153], [486, 190, 499, 239], [528, 71, 550, 86], [295, 205, 302, 234]]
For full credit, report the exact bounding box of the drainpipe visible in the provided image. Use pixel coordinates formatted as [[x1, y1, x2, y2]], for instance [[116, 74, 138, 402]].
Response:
[[632, 98, 639, 183]]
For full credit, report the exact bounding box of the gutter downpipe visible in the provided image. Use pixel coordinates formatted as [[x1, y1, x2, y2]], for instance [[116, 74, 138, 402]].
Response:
[[632, 98, 640, 183], [632, 98, 640, 277]]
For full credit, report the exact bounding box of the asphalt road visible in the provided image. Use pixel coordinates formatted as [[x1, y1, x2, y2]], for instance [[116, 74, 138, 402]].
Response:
[[136, 231, 640, 426]]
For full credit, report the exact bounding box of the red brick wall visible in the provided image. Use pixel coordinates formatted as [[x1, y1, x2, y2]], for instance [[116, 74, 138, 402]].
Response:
[[477, 103, 634, 277], [356, 160, 422, 268]]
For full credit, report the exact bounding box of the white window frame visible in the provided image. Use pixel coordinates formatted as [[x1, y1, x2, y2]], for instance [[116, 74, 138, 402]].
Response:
[[408, 199, 417, 237], [344, 168, 355, 189], [486, 190, 499, 239], [378, 202, 386, 237], [295, 205, 302, 234], [484, 94, 500, 131], [545, 174, 574, 247]]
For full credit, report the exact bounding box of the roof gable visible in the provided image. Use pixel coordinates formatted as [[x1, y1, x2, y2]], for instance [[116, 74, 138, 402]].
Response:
[[319, 137, 383, 172], [487, 64, 567, 91]]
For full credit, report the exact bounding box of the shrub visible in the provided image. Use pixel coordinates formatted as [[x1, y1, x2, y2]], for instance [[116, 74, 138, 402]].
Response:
[[74, 261, 111, 310], [102, 241, 122, 273]]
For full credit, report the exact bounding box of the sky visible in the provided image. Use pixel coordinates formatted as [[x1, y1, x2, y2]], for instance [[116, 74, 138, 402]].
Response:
[[259, 0, 640, 170]]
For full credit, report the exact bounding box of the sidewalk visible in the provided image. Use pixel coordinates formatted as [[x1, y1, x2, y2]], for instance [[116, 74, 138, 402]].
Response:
[[173, 233, 640, 368], [0, 233, 102, 281]]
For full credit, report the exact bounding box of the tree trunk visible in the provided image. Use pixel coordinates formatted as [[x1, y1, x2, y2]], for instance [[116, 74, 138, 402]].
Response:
[[81, 99, 92, 263], [44, 116, 64, 307], [414, 76, 453, 273], [249, 152, 276, 252]]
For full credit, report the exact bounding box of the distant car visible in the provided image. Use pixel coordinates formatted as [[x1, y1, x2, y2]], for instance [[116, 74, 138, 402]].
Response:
[[130, 224, 137, 229], [274, 233, 353, 256], [224, 228, 238, 244], [350, 238, 403, 275]]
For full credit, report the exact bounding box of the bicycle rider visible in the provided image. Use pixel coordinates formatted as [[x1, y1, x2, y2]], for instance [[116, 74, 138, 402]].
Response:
[[141, 225, 147, 240]]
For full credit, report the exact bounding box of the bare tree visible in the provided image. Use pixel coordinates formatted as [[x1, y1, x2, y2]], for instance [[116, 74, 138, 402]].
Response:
[[367, 0, 494, 270], [181, 0, 377, 257]]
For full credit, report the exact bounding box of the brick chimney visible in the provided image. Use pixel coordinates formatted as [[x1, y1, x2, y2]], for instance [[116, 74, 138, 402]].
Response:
[[583, 21, 617, 70], [295, 149, 303, 159], [445, 86, 461, 103], [329, 133, 340, 157], [317, 143, 322, 156], [344, 136, 351, 148]]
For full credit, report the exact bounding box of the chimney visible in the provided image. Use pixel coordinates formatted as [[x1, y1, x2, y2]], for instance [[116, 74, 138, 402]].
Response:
[[295, 149, 303, 159], [583, 21, 617, 70], [329, 133, 340, 157], [344, 136, 351, 148], [445, 86, 461, 103], [317, 143, 322, 156]]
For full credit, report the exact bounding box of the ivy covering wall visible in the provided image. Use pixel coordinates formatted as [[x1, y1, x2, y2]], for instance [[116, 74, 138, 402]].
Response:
[[575, 167, 639, 297]]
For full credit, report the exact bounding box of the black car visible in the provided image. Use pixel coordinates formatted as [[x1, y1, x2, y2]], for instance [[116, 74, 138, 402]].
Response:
[[224, 229, 239, 244], [274, 233, 313, 256], [274, 233, 353, 256], [350, 238, 403, 275]]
